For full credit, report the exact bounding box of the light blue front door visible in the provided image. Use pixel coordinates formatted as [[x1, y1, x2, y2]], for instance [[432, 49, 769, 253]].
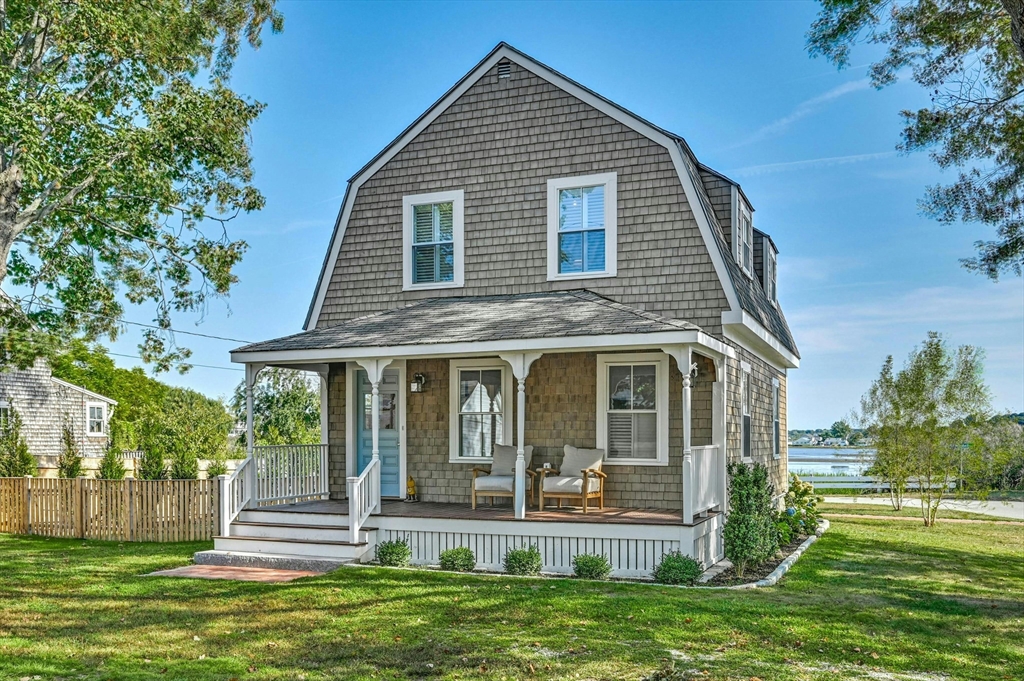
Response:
[[356, 369, 401, 498]]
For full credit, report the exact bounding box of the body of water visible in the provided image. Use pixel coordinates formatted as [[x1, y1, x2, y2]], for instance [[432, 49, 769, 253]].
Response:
[[787, 447, 875, 476]]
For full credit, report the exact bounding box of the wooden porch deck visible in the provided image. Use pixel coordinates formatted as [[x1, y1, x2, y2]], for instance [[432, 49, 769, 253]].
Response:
[[268, 499, 714, 527]]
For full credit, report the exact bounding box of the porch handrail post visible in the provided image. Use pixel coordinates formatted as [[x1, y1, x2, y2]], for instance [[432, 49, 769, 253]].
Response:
[[499, 352, 542, 520], [682, 373, 694, 525], [218, 474, 230, 537]]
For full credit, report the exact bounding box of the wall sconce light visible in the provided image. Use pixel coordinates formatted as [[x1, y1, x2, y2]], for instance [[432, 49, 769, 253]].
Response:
[[410, 373, 426, 393]]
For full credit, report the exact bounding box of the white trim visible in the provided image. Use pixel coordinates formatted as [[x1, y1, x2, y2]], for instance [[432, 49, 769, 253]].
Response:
[[233, 330, 735, 366], [303, 44, 743, 329], [448, 358, 514, 463], [50, 377, 117, 405], [546, 172, 618, 281], [596, 352, 670, 466], [722, 310, 800, 369], [346, 362, 407, 498], [402, 190, 465, 291], [85, 401, 107, 438]]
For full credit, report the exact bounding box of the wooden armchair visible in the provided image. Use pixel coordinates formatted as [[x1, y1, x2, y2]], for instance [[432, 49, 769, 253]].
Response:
[[538, 445, 606, 513], [471, 444, 535, 509]]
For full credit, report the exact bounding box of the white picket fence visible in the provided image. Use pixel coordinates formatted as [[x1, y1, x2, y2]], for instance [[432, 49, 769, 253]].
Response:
[[803, 475, 955, 491]]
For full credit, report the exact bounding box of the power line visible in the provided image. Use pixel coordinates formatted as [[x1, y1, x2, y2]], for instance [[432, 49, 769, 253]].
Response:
[[107, 351, 243, 373], [23, 300, 255, 344]]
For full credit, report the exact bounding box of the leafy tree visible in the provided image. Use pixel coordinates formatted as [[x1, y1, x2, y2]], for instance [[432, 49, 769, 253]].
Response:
[[0, 406, 35, 476], [97, 445, 126, 480], [860, 332, 990, 525], [163, 388, 232, 479], [56, 420, 83, 478], [808, 1, 1024, 278], [231, 368, 320, 446], [963, 417, 1024, 491], [0, 1, 283, 372], [829, 419, 852, 441], [137, 417, 167, 480]]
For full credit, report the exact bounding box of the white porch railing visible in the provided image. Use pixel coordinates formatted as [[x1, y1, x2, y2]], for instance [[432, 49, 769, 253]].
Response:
[[346, 457, 380, 544], [691, 444, 723, 517], [218, 457, 253, 537], [253, 444, 329, 505]]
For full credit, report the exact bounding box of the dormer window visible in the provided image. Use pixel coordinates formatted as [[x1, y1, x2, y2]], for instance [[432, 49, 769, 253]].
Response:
[[736, 202, 753, 277], [547, 172, 618, 280], [402, 190, 465, 291], [764, 245, 778, 304]]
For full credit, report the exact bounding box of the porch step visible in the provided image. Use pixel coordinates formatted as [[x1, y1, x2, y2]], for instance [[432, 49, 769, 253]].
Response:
[[230, 520, 373, 544], [193, 549, 349, 573], [212, 535, 374, 562], [237, 508, 350, 527]]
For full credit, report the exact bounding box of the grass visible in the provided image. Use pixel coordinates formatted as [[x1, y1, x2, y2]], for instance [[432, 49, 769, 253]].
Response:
[[1, 518, 1022, 681], [818, 502, 1014, 522]]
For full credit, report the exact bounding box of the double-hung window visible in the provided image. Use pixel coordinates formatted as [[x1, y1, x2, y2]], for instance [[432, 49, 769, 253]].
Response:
[[733, 187, 754, 277], [764, 245, 778, 304], [547, 173, 617, 280], [772, 378, 781, 459], [597, 353, 669, 465], [449, 360, 512, 462], [403, 190, 464, 290], [86, 402, 106, 436], [740, 363, 752, 461]]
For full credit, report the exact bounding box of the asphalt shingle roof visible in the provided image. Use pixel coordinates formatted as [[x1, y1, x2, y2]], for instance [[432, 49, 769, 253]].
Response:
[[236, 290, 700, 354]]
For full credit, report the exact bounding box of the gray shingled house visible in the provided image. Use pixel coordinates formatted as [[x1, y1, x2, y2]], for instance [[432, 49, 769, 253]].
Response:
[[0, 359, 115, 476], [201, 44, 799, 577]]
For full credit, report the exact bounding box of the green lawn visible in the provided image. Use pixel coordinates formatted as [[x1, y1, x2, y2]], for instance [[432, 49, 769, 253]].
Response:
[[1, 518, 1022, 681], [818, 502, 1013, 522]]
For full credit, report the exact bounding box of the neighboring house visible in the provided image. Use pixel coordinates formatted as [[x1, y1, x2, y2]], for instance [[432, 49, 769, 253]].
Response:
[[823, 437, 848, 447], [203, 44, 799, 577], [791, 436, 813, 446], [0, 358, 116, 475]]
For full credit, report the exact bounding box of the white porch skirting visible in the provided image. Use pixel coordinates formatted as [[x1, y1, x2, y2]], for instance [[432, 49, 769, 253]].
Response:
[[375, 513, 724, 579]]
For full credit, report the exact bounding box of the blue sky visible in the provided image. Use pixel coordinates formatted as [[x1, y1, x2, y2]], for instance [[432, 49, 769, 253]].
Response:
[[102, 0, 1023, 428]]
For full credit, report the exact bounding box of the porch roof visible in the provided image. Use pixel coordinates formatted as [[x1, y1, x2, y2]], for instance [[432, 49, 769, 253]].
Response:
[[234, 290, 701, 356]]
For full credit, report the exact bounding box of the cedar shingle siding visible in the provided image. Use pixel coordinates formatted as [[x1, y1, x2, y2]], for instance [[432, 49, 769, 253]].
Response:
[[317, 62, 730, 334]]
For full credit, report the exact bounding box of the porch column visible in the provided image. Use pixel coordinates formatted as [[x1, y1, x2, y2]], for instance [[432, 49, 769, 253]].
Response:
[[355, 358, 393, 514], [712, 358, 727, 513], [498, 352, 542, 520], [317, 367, 330, 499], [682, 371, 694, 525], [243, 363, 264, 509]]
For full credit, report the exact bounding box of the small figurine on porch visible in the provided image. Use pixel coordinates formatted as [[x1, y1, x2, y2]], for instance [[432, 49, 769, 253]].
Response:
[[406, 475, 419, 502]]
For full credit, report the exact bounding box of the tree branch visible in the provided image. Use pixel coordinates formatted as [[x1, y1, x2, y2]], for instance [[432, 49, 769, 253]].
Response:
[[1001, 0, 1024, 64]]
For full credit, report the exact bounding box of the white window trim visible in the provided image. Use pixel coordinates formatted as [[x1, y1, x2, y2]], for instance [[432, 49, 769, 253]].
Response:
[[448, 358, 513, 463], [546, 172, 618, 281], [732, 186, 753, 279], [740, 363, 752, 462], [772, 377, 781, 460], [402, 189, 465, 291], [596, 352, 670, 466], [86, 401, 107, 437]]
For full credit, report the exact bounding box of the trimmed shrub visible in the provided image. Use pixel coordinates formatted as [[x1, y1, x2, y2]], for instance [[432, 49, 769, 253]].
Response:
[[375, 538, 412, 567], [206, 454, 229, 478], [0, 407, 36, 477], [57, 422, 83, 479], [439, 547, 476, 572], [97, 447, 127, 480], [652, 551, 703, 586], [503, 545, 542, 576], [775, 519, 794, 546], [784, 473, 823, 534], [723, 462, 780, 579], [572, 553, 611, 580]]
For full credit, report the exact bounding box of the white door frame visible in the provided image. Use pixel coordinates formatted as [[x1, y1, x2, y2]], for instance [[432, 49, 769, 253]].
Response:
[[346, 360, 407, 499]]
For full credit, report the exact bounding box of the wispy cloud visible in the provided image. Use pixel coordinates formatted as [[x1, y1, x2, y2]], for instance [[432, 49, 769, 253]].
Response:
[[731, 78, 872, 148], [729, 151, 897, 177]]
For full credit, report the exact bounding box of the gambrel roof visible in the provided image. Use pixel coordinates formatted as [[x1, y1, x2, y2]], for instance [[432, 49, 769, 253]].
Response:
[[303, 42, 798, 368]]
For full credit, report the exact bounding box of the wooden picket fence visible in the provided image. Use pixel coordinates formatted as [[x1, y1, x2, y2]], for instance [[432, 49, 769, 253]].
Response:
[[0, 477, 219, 542]]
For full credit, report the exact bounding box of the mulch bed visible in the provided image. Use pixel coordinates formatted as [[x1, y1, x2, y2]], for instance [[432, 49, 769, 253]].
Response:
[[705, 536, 809, 586]]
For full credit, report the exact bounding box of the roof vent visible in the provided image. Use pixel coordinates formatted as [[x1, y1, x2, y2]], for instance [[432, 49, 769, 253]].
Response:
[[497, 61, 511, 79]]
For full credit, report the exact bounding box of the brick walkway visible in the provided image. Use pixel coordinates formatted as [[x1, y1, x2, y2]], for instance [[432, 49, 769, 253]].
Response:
[[146, 565, 323, 582]]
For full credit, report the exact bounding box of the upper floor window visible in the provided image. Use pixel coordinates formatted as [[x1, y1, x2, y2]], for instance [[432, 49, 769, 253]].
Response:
[[737, 203, 753, 277], [86, 401, 106, 436], [596, 353, 669, 466], [764, 246, 778, 304], [547, 172, 617, 281], [402, 190, 464, 291]]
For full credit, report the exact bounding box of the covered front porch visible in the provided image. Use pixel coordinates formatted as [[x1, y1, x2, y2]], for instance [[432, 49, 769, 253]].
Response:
[[215, 292, 736, 574]]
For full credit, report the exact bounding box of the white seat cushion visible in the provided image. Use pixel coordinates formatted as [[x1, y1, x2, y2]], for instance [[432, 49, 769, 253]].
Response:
[[491, 444, 533, 475], [543, 475, 601, 495], [475, 475, 515, 492], [560, 444, 604, 478]]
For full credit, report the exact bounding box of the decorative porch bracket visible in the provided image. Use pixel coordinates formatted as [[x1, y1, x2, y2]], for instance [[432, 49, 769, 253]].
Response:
[[243, 362, 266, 509], [355, 358, 394, 514], [498, 352, 543, 519], [662, 346, 696, 524]]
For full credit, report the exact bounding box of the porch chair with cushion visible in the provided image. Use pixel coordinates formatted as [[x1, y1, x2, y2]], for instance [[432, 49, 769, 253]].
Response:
[[538, 444, 606, 513], [471, 444, 535, 509]]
